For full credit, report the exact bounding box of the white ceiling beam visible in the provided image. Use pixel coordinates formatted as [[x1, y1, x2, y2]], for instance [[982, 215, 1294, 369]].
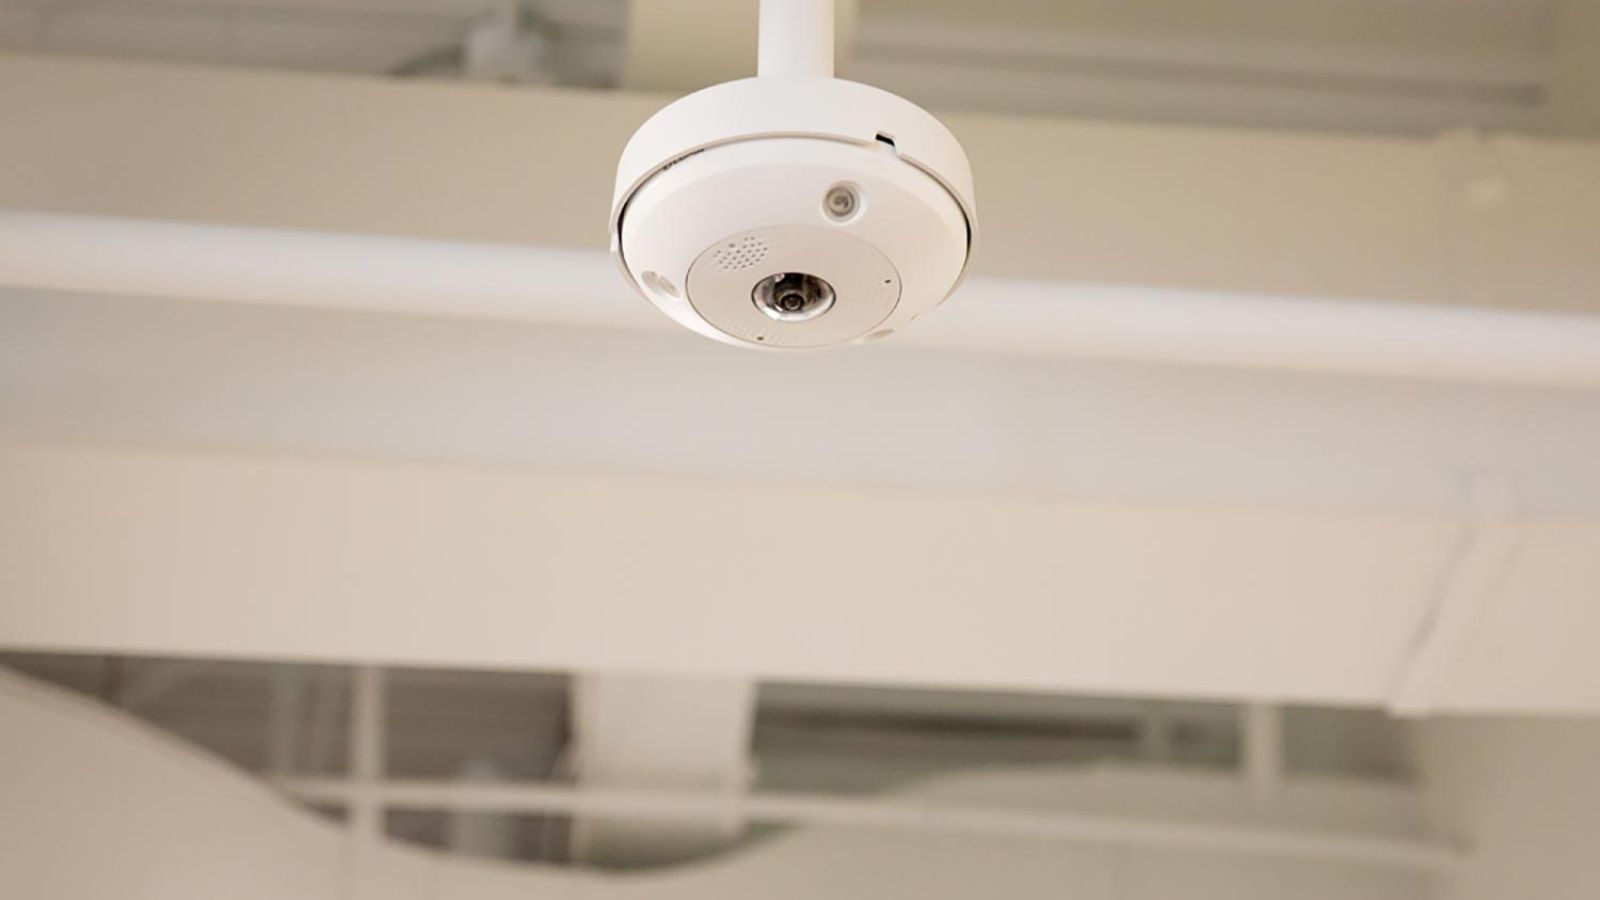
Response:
[[0, 441, 1459, 707], [6, 288, 1600, 517], [1388, 475, 1521, 717], [3, 440, 1598, 712]]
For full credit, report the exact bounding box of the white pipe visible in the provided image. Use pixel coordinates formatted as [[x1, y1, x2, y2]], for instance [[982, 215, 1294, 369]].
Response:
[[0, 213, 627, 329], [347, 666, 386, 843], [758, 0, 834, 78], [447, 759, 519, 860], [1241, 704, 1284, 804], [274, 776, 1460, 872], [5, 212, 1600, 389]]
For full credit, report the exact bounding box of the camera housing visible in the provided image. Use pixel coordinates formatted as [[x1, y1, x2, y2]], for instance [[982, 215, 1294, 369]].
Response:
[[609, 46, 975, 350]]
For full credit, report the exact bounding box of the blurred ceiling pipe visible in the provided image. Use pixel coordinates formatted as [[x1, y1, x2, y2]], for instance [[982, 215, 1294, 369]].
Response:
[[1241, 704, 1285, 804], [3, 211, 1600, 388]]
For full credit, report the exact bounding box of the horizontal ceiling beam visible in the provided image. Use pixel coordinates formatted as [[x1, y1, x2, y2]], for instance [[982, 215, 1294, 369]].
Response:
[[8, 286, 1600, 518], [0, 441, 1457, 707], [4, 440, 1598, 713]]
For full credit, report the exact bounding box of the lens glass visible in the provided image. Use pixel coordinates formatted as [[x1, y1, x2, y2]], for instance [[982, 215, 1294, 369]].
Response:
[[753, 272, 836, 322]]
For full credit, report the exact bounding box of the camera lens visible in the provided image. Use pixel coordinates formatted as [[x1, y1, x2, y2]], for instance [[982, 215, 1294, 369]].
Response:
[[753, 272, 836, 322]]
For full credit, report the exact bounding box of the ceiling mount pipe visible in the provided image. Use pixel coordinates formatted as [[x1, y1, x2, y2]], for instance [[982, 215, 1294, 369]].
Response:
[[758, 0, 834, 78]]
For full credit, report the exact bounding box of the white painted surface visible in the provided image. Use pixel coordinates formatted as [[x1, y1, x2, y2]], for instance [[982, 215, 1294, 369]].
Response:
[[6, 290, 1600, 518], [3, 280, 1600, 712], [0, 441, 1458, 705], [1389, 477, 1522, 717], [4, 430, 1593, 713], [3, 293, 1599, 711], [1432, 520, 1600, 714]]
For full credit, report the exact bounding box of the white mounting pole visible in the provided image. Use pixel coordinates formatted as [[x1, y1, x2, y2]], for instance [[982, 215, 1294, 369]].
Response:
[[758, 0, 834, 78], [1241, 703, 1284, 805], [347, 666, 386, 843]]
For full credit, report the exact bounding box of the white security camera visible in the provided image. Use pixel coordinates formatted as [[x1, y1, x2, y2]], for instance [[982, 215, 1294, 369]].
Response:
[[609, 0, 976, 349]]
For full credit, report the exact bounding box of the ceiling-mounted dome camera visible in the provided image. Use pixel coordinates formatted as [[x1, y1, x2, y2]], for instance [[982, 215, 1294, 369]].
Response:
[[609, 0, 976, 350]]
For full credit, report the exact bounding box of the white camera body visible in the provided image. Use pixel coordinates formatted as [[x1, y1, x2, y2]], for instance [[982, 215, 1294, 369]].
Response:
[[609, 75, 976, 350]]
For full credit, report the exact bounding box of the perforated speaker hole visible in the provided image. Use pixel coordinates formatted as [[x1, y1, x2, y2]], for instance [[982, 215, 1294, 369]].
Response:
[[712, 236, 769, 271]]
